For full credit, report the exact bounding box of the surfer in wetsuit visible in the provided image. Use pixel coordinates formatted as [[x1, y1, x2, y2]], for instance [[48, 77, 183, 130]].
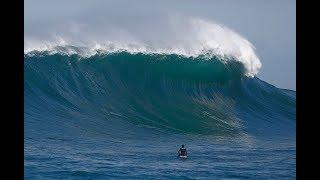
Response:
[[178, 144, 187, 157]]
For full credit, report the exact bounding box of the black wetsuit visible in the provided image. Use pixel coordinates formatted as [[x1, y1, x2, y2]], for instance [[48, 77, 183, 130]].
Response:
[[178, 148, 187, 156]]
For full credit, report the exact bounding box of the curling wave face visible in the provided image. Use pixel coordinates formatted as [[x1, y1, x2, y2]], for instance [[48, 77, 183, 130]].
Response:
[[24, 51, 295, 138]]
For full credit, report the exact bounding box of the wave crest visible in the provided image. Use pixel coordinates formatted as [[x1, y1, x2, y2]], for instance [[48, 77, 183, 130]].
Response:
[[25, 17, 261, 77]]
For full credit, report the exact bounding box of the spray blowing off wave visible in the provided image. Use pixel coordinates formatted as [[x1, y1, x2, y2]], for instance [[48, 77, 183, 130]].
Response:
[[24, 17, 261, 77]]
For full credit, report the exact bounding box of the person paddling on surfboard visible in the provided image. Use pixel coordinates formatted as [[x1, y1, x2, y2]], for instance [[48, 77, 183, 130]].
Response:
[[178, 144, 187, 158]]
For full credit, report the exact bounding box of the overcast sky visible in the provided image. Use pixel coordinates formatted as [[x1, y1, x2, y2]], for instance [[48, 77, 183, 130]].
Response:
[[25, 0, 296, 90]]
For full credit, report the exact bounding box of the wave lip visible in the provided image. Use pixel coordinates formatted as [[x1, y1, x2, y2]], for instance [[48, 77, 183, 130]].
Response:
[[24, 17, 261, 77]]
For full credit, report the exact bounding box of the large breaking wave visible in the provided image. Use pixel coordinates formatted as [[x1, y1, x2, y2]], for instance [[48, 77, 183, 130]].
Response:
[[24, 17, 295, 140]]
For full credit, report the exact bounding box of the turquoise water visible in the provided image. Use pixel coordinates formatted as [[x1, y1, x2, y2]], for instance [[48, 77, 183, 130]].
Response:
[[24, 52, 296, 179]]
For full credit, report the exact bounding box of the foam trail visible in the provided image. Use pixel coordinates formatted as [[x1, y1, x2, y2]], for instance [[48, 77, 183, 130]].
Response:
[[24, 16, 261, 76]]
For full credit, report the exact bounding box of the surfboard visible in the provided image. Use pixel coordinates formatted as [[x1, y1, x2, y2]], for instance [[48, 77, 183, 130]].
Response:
[[179, 155, 187, 159]]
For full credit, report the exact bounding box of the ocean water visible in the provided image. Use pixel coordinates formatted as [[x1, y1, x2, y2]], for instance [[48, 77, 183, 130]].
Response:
[[24, 50, 295, 179]]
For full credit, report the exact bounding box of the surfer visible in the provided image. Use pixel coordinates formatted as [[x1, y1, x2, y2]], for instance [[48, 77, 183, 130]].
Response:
[[178, 144, 187, 158]]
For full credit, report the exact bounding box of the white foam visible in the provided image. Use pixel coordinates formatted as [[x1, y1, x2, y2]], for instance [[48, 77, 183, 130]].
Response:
[[24, 17, 261, 77]]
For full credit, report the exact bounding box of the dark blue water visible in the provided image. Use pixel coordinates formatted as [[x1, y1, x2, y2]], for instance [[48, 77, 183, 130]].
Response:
[[24, 52, 296, 179]]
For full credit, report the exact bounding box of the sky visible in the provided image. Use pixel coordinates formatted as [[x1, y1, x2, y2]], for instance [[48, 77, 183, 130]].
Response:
[[25, 0, 296, 90]]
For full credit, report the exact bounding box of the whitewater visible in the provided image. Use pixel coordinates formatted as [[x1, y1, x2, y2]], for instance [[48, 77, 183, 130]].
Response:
[[24, 17, 295, 179]]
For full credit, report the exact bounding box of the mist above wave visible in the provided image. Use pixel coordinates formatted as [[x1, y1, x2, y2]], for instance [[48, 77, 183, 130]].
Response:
[[25, 16, 261, 77]]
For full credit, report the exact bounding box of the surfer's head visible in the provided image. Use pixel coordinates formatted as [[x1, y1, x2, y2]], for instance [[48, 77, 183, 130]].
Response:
[[182, 144, 185, 148]]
